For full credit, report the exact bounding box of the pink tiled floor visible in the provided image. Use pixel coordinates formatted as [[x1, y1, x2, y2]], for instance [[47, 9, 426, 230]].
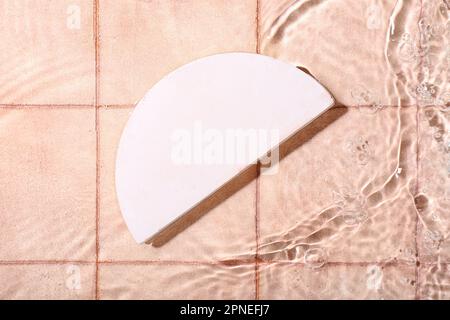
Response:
[[0, 0, 448, 299]]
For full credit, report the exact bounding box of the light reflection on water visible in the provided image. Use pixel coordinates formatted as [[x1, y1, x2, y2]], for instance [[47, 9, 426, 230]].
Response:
[[248, 0, 448, 299]]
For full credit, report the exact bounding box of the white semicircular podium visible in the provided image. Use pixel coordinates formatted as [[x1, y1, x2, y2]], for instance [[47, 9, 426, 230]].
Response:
[[116, 53, 335, 244]]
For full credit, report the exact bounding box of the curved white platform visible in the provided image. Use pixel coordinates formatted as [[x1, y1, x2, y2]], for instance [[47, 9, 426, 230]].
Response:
[[116, 53, 335, 243]]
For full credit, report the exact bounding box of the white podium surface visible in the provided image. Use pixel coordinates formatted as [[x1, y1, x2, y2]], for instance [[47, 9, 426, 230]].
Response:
[[116, 53, 335, 243]]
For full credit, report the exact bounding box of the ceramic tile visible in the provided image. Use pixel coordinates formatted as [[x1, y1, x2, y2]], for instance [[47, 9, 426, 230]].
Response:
[[0, 0, 95, 105], [0, 108, 96, 261], [259, 0, 422, 106], [98, 108, 256, 261], [99, 0, 257, 105], [258, 107, 418, 263], [259, 262, 416, 299], [417, 107, 450, 263], [98, 263, 255, 299], [0, 263, 95, 300]]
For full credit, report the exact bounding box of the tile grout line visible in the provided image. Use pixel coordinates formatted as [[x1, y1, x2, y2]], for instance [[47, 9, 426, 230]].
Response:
[[0, 104, 94, 109], [0, 104, 423, 109], [0, 260, 95, 265], [254, 0, 260, 301], [98, 104, 136, 109], [414, 0, 424, 301], [415, 105, 420, 299], [0, 259, 443, 267], [255, 0, 260, 54], [255, 163, 261, 300], [94, 0, 100, 301]]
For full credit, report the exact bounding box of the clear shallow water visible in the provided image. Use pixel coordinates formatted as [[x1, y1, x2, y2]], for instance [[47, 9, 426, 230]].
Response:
[[239, 0, 448, 299]]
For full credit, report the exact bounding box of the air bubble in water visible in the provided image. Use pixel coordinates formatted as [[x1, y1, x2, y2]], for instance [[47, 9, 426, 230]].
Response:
[[346, 137, 372, 166], [304, 248, 327, 269], [398, 33, 418, 62], [416, 82, 437, 105], [436, 92, 450, 107], [424, 229, 443, 251], [351, 85, 372, 105]]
